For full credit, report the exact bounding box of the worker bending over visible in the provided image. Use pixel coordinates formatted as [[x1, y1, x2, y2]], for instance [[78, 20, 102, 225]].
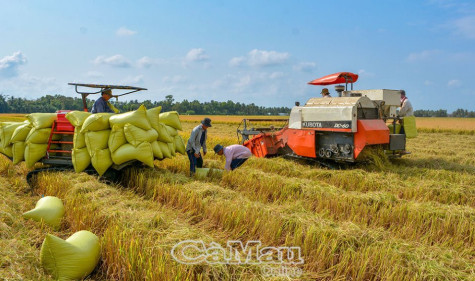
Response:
[[91, 88, 119, 113], [214, 144, 252, 171], [186, 118, 212, 175]]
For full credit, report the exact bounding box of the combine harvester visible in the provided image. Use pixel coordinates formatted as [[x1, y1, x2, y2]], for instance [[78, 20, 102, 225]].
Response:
[[237, 72, 416, 167], [0, 83, 185, 186]]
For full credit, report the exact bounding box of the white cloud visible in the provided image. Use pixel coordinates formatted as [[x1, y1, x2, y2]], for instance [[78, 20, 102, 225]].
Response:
[[121, 75, 144, 85], [185, 48, 209, 62], [116, 27, 137, 36], [230, 49, 290, 68], [447, 79, 461, 87], [93, 55, 132, 68], [248, 49, 289, 67], [0, 51, 27, 78], [453, 16, 475, 39], [163, 75, 187, 83], [293, 62, 316, 72], [137, 56, 155, 68], [406, 50, 440, 62], [269, 72, 284, 79]]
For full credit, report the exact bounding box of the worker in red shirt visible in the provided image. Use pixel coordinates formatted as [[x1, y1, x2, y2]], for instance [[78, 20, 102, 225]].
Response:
[[214, 144, 252, 171]]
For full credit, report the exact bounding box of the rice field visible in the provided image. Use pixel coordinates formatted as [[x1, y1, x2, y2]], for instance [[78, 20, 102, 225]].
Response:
[[0, 114, 474, 280]]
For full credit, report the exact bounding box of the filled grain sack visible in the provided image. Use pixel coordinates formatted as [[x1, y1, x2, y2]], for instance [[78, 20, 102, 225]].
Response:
[[146, 106, 162, 132], [112, 142, 154, 167], [195, 168, 224, 179], [11, 123, 32, 143], [85, 130, 110, 156], [109, 104, 151, 130], [81, 113, 112, 133], [0, 122, 23, 148], [387, 123, 401, 134], [72, 147, 91, 173], [25, 143, 48, 168], [91, 148, 113, 176], [159, 111, 182, 130], [26, 113, 57, 129], [40, 230, 100, 281], [2, 145, 13, 158], [174, 135, 186, 155], [22, 196, 64, 229], [157, 141, 172, 159], [25, 128, 52, 144], [65, 111, 92, 127], [403, 116, 418, 138], [155, 122, 173, 143], [164, 125, 178, 137], [124, 123, 158, 146], [12, 142, 26, 164], [73, 126, 86, 149], [151, 141, 164, 159], [108, 125, 127, 152], [168, 142, 176, 157]]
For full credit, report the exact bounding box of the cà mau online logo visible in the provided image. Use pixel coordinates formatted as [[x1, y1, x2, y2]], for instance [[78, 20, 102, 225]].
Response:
[[171, 240, 304, 265]]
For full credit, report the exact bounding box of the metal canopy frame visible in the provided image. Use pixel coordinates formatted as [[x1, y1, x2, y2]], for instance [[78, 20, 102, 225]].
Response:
[[68, 83, 148, 112]]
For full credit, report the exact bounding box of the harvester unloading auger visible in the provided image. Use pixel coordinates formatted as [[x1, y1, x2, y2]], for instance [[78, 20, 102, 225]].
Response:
[[237, 72, 417, 166]]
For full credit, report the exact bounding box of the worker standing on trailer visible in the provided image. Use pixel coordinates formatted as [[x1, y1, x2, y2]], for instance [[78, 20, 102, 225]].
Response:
[[398, 90, 414, 117], [321, 88, 331, 98], [186, 118, 212, 176], [91, 88, 119, 113], [214, 144, 252, 171]]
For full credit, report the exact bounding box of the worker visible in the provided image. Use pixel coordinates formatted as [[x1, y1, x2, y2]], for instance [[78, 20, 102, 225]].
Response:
[[213, 144, 252, 171], [398, 90, 414, 117], [186, 117, 212, 176], [321, 88, 331, 98], [91, 88, 119, 113]]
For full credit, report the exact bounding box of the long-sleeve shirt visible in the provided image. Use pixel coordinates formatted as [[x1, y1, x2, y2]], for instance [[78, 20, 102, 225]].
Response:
[[91, 97, 115, 113], [398, 98, 414, 117], [223, 145, 252, 171], [186, 124, 207, 153]]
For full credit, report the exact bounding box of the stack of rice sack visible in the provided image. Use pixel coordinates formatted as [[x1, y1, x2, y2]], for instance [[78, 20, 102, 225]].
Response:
[[65, 111, 92, 173], [10, 121, 33, 164], [0, 121, 26, 160]]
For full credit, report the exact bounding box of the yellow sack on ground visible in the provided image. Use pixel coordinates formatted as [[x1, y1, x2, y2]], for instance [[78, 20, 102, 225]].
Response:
[[124, 123, 159, 146], [11, 123, 32, 143], [22, 196, 64, 229], [85, 130, 110, 156], [168, 142, 176, 157], [157, 141, 172, 158], [151, 141, 163, 159], [27, 113, 57, 129], [155, 122, 173, 143], [13, 142, 26, 164], [159, 111, 182, 130], [25, 143, 48, 168], [73, 126, 86, 149], [164, 124, 178, 137], [403, 116, 418, 138], [72, 147, 91, 173], [109, 104, 151, 130], [108, 125, 127, 152], [81, 113, 112, 132], [112, 142, 154, 167], [195, 168, 224, 179], [66, 111, 92, 127], [40, 230, 100, 281], [0, 122, 23, 148], [146, 106, 162, 132], [174, 135, 186, 155], [91, 148, 113, 176], [26, 128, 52, 144]]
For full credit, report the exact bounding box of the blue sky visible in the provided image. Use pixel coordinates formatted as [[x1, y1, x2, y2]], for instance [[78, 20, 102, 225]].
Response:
[[0, 0, 474, 111]]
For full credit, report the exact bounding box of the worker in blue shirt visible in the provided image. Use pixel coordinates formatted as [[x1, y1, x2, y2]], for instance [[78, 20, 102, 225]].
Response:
[[186, 117, 212, 176], [91, 88, 119, 113]]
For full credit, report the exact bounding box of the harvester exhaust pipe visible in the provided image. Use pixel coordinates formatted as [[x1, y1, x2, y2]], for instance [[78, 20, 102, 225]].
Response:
[[335, 85, 345, 97]]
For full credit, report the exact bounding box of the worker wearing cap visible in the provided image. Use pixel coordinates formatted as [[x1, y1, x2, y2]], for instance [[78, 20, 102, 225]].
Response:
[[186, 118, 212, 175], [398, 90, 414, 117], [214, 144, 252, 171], [321, 88, 331, 98], [91, 88, 119, 113]]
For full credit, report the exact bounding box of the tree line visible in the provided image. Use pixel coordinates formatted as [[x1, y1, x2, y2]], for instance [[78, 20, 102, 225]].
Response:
[[0, 94, 290, 115], [0, 93, 473, 117]]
